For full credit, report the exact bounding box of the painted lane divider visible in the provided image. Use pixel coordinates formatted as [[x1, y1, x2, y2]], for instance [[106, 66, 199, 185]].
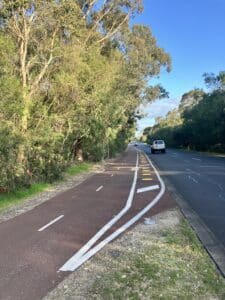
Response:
[[142, 178, 153, 181], [38, 215, 64, 232], [59, 153, 139, 272], [187, 175, 198, 184], [192, 158, 201, 161], [137, 185, 159, 194], [142, 172, 151, 175], [59, 152, 165, 272], [96, 185, 103, 192]]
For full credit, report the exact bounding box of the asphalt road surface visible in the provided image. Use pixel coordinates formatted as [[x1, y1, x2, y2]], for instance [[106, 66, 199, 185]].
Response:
[[141, 144, 225, 248], [0, 147, 174, 300]]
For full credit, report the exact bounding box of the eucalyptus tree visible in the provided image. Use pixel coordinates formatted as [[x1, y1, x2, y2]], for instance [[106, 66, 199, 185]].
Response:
[[0, 0, 172, 189]]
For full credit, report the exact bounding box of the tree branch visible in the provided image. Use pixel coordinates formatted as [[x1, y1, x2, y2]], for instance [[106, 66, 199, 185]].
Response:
[[29, 29, 58, 96], [97, 13, 130, 43]]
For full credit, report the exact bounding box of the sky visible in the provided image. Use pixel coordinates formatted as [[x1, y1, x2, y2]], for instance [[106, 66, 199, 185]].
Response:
[[135, 0, 225, 135]]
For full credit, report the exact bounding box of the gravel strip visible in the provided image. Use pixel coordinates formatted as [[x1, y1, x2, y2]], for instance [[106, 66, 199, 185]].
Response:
[[44, 209, 181, 300], [0, 164, 103, 224]]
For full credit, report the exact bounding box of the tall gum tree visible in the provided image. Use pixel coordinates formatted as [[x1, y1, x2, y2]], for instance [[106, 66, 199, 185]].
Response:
[[0, 0, 84, 166]]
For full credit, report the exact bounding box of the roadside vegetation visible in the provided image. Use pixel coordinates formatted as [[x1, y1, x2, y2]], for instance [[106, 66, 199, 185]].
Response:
[[0, 162, 92, 212], [0, 0, 171, 192], [91, 218, 225, 299], [143, 71, 225, 153]]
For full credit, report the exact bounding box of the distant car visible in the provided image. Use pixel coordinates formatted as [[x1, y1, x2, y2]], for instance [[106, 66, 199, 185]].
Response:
[[151, 140, 166, 154], [134, 143, 138, 146]]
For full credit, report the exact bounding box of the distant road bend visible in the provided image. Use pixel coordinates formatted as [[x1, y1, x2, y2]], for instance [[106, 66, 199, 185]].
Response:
[[141, 145, 225, 247]]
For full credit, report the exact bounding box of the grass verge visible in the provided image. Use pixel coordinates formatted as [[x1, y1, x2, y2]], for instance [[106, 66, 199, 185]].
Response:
[[65, 162, 93, 176], [91, 219, 225, 299], [0, 183, 50, 212], [0, 162, 93, 213]]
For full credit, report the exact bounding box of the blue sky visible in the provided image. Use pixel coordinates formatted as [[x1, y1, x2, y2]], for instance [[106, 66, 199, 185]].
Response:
[[135, 0, 225, 134]]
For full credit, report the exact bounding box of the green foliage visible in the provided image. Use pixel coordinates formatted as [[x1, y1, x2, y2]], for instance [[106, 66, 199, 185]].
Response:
[[0, 161, 93, 211], [0, 183, 50, 212], [145, 73, 225, 152], [0, 0, 170, 191], [66, 162, 92, 176], [92, 219, 225, 299]]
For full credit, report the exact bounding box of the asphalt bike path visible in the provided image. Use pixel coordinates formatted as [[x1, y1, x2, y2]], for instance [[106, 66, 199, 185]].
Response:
[[0, 147, 172, 300]]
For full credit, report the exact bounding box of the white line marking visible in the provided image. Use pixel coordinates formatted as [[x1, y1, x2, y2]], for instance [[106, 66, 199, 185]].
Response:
[[38, 215, 64, 232], [137, 185, 159, 193], [192, 158, 201, 161], [59, 153, 139, 271], [111, 174, 114, 177], [186, 168, 200, 176], [59, 152, 165, 272], [96, 185, 103, 192], [188, 175, 198, 184], [218, 184, 223, 191], [200, 165, 225, 168]]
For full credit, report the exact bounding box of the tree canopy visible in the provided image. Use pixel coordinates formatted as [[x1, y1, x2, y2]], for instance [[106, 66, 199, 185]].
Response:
[[0, 0, 171, 190], [145, 71, 225, 153]]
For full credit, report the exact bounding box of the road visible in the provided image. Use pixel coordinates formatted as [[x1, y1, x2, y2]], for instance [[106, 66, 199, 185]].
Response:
[[141, 145, 225, 248], [0, 147, 173, 300]]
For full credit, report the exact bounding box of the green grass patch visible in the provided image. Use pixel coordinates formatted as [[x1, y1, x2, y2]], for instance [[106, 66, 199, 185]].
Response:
[[0, 162, 93, 213], [0, 183, 49, 212], [65, 162, 93, 176], [91, 220, 225, 299]]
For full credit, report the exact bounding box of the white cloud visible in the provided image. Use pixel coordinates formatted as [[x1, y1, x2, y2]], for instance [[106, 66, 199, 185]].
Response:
[[136, 98, 181, 135]]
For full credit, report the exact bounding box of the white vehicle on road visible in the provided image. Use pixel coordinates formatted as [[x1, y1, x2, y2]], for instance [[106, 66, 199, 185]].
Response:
[[151, 140, 166, 154]]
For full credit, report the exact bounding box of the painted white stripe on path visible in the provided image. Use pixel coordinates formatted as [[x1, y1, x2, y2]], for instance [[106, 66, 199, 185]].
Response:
[[137, 185, 159, 194], [60, 152, 165, 272], [186, 168, 201, 176], [188, 175, 198, 184], [38, 215, 64, 232], [59, 153, 139, 271], [96, 185, 103, 192], [192, 158, 201, 161]]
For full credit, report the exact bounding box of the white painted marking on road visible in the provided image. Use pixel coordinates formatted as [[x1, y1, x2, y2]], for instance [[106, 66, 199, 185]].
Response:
[[38, 215, 64, 232], [111, 174, 114, 177], [137, 185, 159, 194], [188, 175, 198, 184], [218, 184, 223, 191], [59, 153, 139, 271], [200, 165, 225, 168], [186, 168, 201, 176], [59, 152, 165, 272], [132, 167, 139, 171], [219, 194, 225, 202], [96, 185, 103, 192], [192, 158, 201, 161]]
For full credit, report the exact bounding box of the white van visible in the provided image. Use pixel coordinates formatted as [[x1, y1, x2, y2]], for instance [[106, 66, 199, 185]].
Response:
[[151, 140, 166, 154]]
